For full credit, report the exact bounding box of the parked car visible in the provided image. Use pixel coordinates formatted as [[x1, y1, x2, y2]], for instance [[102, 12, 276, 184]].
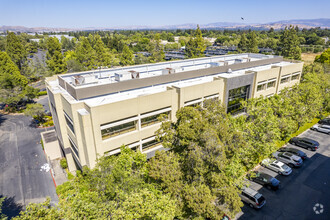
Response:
[[311, 124, 330, 135], [272, 152, 303, 167], [289, 137, 319, 151], [318, 118, 330, 126], [248, 171, 280, 190], [261, 159, 292, 175], [278, 147, 307, 160], [239, 187, 266, 209]]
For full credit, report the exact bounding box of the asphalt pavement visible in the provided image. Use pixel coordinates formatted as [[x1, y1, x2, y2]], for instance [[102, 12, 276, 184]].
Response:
[[0, 114, 58, 218], [237, 127, 330, 220]]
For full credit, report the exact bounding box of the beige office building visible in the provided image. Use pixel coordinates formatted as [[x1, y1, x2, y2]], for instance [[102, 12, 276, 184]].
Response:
[[45, 54, 303, 171]]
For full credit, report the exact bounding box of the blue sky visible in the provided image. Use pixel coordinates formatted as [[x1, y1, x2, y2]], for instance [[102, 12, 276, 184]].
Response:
[[1, 0, 329, 28]]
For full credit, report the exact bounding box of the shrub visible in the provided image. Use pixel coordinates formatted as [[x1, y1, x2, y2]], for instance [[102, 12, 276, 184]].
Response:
[[60, 158, 68, 169], [38, 91, 47, 96]]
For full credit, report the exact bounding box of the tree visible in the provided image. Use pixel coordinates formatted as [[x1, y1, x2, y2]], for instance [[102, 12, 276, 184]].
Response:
[[246, 31, 259, 53], [46, 37, 67, 74], [75, 37, 97, 70], [149, 33, 165, 63], [120, 45, 134, 66], [93, 35, 119, 67], [238, 33, 248, 52], [185, 25, 206, 58], [279, 26, 301, 60], [24, 103, 45, 122], [6, 32, 27, 69], [195, 25, 206, 57], [0, 197, 7, 220], [314, 48, 330, 64]]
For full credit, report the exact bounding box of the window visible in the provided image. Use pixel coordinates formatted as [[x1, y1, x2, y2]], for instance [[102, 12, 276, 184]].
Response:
[[291, 72, 300, 81], [68, 136, 79, 158], [101, 118, 137, 140], [267, 80, 276, 88], [142, 139, 161, 152], [227, 85, 250, 114], [280, 75, 290, 84], [141, 111, 170, 128], [64, 111, 75, 134], [257, 83, 266, 91], [184, 98, 202, 107]]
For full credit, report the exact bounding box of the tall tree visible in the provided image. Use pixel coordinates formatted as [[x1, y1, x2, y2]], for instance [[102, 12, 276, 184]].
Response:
[[246, 31, 259, 53], [120, 45, 134, 66], [185, 25, 206, 58], [149, 33, 165, 63], [279, 25, 301, 60], [238, 33, 248, 52], [6, 32, 27, 69], [195, 25, 206, 57], [46, 37, 67, 74], [75, 37, 97, 70]]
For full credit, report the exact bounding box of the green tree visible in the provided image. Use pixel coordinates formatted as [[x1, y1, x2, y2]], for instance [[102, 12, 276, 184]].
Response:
[[246, 31, 259, 53], [314, 48, 330, 64], [6, 32, 27, 69], [185, 25, 206, 58], [279, 26, 301, 60], [46, 37, 66, 74], [75, 36, 97, 70], [120, 45, 134, 66], [149, 33, 165, 63], [24, 103, 45, 122], [0, 197, 7, 220], [238, 33, 248, 52]]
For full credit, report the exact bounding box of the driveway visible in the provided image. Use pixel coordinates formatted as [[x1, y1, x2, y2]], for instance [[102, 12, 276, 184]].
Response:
[[0, 114, 58, 218], [237, 128, 330, 220]]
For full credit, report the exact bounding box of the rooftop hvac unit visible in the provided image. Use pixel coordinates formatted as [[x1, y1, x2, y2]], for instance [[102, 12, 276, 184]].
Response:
[[129, 70, 140, 79], [72, 74, 97, 86], [72, 75, 84, 85], [162, 68, 176, 75], [115, 71, 140, 81]]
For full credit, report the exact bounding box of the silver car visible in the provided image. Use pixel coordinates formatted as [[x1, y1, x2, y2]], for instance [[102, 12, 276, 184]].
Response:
[[272, 152, 303, 167], [261, 159, 292, 175], [311, 124, 330, 135], [240, 187, 266, 209]]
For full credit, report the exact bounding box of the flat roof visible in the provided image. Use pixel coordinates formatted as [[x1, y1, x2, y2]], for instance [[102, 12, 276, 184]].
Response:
[[59, 53, 272, 88], [47, 53, 294, 106]]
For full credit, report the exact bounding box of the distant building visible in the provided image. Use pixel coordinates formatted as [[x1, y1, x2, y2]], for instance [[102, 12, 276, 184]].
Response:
[[46, 54, 303, 171]]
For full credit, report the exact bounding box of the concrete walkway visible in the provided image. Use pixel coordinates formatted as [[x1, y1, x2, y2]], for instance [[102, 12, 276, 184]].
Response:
[[41, 130, 68, 187]]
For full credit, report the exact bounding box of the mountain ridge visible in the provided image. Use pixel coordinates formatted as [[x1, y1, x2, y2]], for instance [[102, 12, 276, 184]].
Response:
[[0, 18, 329, 32]]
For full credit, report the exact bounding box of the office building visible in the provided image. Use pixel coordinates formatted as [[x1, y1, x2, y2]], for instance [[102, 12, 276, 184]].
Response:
[[46, 54, 303, 171]]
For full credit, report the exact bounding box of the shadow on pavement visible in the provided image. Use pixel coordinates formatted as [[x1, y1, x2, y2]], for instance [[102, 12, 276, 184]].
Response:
[[0, 114, 6, 126], [0, 195, 23, 219]]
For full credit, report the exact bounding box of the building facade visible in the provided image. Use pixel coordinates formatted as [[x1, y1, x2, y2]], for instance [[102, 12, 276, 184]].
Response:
[[46, 54, 303, 171]]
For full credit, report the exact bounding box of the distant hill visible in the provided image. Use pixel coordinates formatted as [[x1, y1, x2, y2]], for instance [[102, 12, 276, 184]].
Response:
[[0, 18, 329, 33]]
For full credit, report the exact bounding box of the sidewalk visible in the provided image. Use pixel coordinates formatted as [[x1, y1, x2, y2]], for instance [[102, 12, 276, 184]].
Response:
[[41, 130, 68, 187]]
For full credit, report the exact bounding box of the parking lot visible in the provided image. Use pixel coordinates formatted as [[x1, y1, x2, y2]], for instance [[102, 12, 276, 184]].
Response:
[[237, 127, 330, 220], [0, 114, 58, 218]]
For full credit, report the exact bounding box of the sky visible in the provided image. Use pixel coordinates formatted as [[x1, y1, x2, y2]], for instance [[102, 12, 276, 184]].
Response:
[[0, 0, 329, 28]]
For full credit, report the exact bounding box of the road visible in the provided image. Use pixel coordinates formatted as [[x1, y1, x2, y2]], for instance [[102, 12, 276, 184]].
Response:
[[0, 114, 58, 218], [237, 128, 330, 220]]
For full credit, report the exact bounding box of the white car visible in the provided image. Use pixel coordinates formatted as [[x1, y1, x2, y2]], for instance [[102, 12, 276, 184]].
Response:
[[261, 159, 292, 175], [311, 124, 330, 135], [272, 152, 303, 167]]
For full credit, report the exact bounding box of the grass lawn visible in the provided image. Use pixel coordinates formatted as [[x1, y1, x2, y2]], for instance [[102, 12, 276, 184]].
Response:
[[301, 52, 322, 64]]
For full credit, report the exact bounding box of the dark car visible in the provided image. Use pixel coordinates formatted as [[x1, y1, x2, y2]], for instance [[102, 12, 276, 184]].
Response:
[[319, 118, 330, 126], [278, 147, 307, 160], [289, 137, 319, 151], [248, 171, 280, 190]]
